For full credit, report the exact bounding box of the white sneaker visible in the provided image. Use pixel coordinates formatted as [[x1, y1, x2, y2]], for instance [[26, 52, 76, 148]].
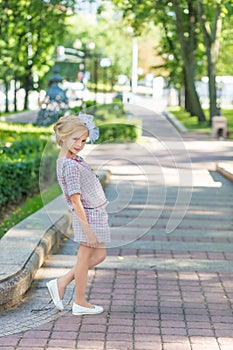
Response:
[[72, 303, 104, 316], [46, 279, 64, 311]]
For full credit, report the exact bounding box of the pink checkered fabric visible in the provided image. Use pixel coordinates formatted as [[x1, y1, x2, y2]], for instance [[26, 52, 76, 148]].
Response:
[[56, 156, 111, 243]]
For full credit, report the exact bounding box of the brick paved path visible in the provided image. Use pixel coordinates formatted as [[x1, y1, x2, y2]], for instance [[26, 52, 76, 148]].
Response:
[[0, 101, 233, 350]]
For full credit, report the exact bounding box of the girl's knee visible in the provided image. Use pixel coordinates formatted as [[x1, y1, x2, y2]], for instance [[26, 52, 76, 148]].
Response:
[[91, 248, 106, 267], [98, 249, 106, 263]]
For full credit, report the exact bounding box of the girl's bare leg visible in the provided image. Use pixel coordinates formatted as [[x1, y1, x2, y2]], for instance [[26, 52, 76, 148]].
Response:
[[74, 243, 106, 307], [57, 243, 106, 303], [74, 244, 93, 307], [57, 266, 76, 299]]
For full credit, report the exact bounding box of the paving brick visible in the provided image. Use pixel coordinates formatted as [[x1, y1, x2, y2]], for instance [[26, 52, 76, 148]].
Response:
[[188, 329, 214, 337], [18, 338, 47, 347], [135, 342, 162, 350], [135, 327, 160, 335], [0, 335, 20, 346], [219, 345, 233, 350], [108, 325, 133, 333], [192, 344, 220, 350], [162, 328, 187, 336], [108, 318, 133, 326], [80, 324, 106, 333], [47, 339, 76, 348], [22, 330, 50, 338], [52, 323, 80, 332], [217, 337, 233, 345], [17, 348, 43, 350], [190, 336, 219, 345], [50, 331, 77, 339], [214, 329, 233, 337], [162, 335, 189, 343], [76, 340, 104, 349], [134, 334, 161, 342], [46, 348, 73, 350], [163, 344, 191, 350], [186, 322, 212, 329], [105, 341, 133, 350], [78, 332, 105, 341], [107, 332, 133, 341]]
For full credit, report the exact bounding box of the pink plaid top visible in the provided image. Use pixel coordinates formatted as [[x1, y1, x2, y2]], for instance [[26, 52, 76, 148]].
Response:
[[56, 156, 108, 211]]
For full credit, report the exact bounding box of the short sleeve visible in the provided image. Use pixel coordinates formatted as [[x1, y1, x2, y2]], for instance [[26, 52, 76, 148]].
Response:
[[62, 160, 81, 196]]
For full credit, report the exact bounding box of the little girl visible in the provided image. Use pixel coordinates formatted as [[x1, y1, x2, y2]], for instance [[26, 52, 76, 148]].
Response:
[[46, 113, 111, 316]]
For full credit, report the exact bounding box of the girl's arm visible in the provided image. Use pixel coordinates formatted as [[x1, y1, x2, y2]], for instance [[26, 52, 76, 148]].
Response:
[[70, 193, 100, 248]]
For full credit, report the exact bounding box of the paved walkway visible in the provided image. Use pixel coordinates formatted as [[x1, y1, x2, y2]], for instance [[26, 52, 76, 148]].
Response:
[[0, 99, 233, 350]]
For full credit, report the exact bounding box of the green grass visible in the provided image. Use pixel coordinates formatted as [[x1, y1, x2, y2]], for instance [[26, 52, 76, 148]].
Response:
[[168, 107, 210, 130], [168, 107, 233, 133], [0, 183, 62, 239]]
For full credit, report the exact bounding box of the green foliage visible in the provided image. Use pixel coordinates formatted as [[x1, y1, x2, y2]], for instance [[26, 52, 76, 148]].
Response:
[[0, 183, 61, 239], [97, 121, 141, 143], [113, 0, 233, 122], [88, 103, 126, 121], [168, 107, 209, 130], [56, 12, 133, 84], [0, 124, 57, 207], [0, 121, 52, 135], [0, 0, 76, 109]]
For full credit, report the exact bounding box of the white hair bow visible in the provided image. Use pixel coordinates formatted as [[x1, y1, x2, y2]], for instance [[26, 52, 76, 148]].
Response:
[[78, 112, 99, 143]]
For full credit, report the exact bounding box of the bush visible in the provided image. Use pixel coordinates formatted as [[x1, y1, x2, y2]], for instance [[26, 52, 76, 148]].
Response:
[[0, 158, 39, 206], [97, 121, 141, 143], [0, 123, 57, 208]]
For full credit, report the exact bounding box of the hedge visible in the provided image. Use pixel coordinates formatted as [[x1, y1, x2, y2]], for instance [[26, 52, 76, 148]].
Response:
[[0, 131, 57, 208], [97, 121, 141, 143]]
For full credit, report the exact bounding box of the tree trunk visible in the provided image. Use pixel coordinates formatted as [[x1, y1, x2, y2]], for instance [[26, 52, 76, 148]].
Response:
[[4, 79, 9, 113], [23, 67, 33, 110], [197, 1, 222, 123], [184, 69, 191, 113], [207, 50, 218, 123], [14, 79, 18, 112], [173, 0, 206, 122]]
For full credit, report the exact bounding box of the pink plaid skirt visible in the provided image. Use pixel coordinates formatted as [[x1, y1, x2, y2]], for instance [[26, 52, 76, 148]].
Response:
[[71, 206, 111, 243]]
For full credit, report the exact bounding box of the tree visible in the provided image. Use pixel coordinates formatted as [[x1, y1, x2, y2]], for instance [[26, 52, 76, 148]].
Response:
[[196, 0, 233, 122], [0, 0, 75, 111], [113, 0, 206, 122], [172, 0, 206, 121]]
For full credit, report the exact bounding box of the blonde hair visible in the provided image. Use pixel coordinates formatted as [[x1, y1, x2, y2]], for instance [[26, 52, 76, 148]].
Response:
[[53, 115, 88, 146]]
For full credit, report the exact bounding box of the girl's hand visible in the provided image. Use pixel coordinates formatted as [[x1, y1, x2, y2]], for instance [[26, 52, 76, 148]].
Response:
[[86, 230, 100, 248], [70, 194, 100, 248]]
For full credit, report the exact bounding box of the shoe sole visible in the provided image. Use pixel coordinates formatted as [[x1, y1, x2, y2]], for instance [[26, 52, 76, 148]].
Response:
[[72, 309, 104, 316], [46, 282, 64, 311]]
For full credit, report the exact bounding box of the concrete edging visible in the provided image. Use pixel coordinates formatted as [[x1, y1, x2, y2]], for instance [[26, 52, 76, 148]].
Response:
[[216, 163, 233, 183], [162, 110, 188, 133], [0, 170, 111, 312]]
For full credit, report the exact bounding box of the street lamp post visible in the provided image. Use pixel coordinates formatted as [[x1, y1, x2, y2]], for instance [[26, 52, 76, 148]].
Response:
[[131, 37, 138, 94], [127, 27, 138, 95], [100, 57, 112, 104], [74, 40, 100, 105]]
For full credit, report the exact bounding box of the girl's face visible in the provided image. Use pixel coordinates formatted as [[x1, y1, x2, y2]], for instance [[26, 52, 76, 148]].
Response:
[[62, 129, 89, 156]]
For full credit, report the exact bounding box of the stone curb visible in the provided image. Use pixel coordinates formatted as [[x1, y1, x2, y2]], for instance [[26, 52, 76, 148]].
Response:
[[162, 110, 188, 133], [216, 162, 233, 183], [0, 170, 111, 312]]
